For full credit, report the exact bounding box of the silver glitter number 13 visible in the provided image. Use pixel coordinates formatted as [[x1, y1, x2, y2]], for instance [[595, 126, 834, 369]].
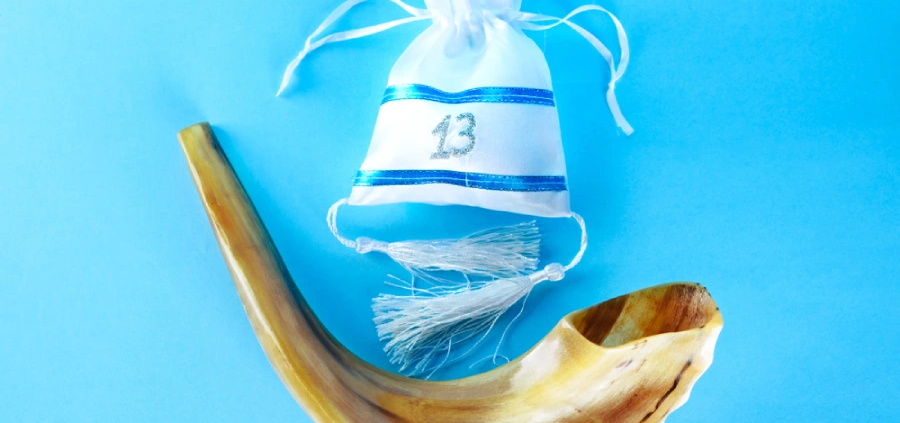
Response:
[[430, 113, 476, 159]]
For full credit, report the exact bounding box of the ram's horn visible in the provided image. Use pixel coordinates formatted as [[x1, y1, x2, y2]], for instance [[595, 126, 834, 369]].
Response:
[[178, 122, 723, 423]]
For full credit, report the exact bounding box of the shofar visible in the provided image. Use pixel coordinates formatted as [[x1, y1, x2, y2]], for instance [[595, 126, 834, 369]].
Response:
[[178, 122, 723, 423]]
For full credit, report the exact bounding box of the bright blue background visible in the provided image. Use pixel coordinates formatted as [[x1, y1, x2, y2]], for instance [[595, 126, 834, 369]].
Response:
[[1, 0, 898, 421]]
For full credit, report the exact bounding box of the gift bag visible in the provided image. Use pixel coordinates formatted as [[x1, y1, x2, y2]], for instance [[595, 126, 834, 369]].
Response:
[[279, 0, 632, 377]]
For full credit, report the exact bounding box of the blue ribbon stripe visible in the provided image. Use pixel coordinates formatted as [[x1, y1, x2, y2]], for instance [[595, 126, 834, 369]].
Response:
[[382, 84, 556, 106], [354, 170, 567, 192]]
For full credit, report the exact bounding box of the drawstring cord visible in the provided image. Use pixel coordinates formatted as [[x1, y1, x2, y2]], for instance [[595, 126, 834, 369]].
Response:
[[277, 0, 432, 96], [516, 5, 633, 135], [278, 1, 632, 134]]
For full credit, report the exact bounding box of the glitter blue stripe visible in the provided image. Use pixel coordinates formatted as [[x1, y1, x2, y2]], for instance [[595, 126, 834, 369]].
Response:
[[382, 84, 556, 106], [354, 170, 567, 192]]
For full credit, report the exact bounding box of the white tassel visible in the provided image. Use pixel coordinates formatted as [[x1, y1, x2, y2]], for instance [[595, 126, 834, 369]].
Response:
[[328, 199, 541, 282], [356, 221, 540, 282], [373, 263, 566, 376], [372, 213, 588, 377]]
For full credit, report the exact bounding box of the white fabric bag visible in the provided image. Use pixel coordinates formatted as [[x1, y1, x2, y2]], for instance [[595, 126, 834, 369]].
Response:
[[280, 0, 632, 376]]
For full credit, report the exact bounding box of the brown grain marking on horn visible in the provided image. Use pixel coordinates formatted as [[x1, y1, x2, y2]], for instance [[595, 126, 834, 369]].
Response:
[[640, 358, 694, 423]]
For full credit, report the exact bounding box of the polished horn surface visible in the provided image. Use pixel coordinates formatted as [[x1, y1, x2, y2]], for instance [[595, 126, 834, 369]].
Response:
[[178, 122, 722, 423]]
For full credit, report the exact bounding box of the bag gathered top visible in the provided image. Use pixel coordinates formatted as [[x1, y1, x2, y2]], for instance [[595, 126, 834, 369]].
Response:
[[279, 0, 633, 378]]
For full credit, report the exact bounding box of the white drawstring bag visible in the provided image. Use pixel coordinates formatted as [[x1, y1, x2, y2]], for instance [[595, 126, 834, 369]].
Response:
[[280, 0, 632, 376]]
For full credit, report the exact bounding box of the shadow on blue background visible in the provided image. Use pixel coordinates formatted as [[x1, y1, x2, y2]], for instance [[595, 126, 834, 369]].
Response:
[[1, 0, 898, 421]]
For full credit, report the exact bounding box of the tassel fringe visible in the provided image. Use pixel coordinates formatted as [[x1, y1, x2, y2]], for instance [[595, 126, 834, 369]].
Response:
[[356, 221, 540, 282], [328, 199, 541, 282], [328, 199, 590, 377], [373, 263, 566, 376], [372, 213, 587, 377]]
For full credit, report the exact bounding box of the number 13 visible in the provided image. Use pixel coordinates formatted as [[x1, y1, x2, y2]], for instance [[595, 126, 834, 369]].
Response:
[[431, 113, 476, 160]]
